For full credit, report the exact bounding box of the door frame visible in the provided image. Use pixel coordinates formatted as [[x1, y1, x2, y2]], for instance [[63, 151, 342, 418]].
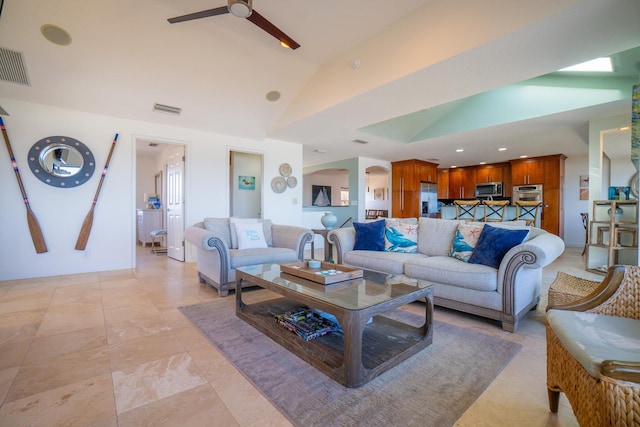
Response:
[[134, 135, 187, 265], [228, 148, 264, 218]]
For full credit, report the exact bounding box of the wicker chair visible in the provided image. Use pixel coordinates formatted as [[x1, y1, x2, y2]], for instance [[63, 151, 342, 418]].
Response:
[[546, 265, 640, 426]]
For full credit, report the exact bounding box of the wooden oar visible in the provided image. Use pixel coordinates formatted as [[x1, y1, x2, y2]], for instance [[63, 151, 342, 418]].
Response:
[[0, 117, 48, 253], [75, 133, 119, 250]]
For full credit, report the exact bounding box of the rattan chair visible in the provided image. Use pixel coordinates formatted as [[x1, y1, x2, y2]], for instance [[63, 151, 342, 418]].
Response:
[[453, 200, 480, 221], [546, 265, 640, 426], [482, 200, 509, 222]]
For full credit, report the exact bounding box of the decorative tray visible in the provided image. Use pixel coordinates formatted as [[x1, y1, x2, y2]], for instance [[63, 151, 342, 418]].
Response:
[[280, 261, 363, 285]]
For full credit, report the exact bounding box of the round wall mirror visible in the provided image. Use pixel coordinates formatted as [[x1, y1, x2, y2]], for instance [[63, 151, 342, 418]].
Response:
[[28, 136, 95, 187]]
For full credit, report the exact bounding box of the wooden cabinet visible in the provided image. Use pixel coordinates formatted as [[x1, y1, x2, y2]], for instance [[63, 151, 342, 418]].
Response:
[[586, 200, 638, 274], [475, 163, 506, 183], [437, 169, 450, 199], [137, 209, 163, 245], [510, 158, 545, 185], [538, 154, 566, 236], [448, 167, 476, 199], [391, 159, 438, 217]]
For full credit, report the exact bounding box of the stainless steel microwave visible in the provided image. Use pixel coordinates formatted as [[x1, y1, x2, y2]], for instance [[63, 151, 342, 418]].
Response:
[[475, 182, 503, 198]]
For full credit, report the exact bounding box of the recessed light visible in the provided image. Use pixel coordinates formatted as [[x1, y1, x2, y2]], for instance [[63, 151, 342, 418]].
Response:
[[450, 165, 457, 168], [456, 148, 464, 152], [519, 155, 528, 158], [314, 149, 327, 154], [498, 147, 507, 151], [619, 126, 630, 131], [479, 162, 487, 165], [41, 24, 72, 46]]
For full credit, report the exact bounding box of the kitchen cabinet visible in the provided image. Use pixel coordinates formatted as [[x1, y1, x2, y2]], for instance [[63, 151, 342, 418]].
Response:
[[448, 167, 476, 199], [392, 159, 438, 217], [510, 158, 545, 185], [476, 163, 508, 183], [586, 199, 638, 274], [137, 209, 163, 246], [437, 169, 449, 199]]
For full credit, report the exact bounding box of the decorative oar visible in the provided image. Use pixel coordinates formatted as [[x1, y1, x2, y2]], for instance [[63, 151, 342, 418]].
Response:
[[0, 117, 48, 253], [75, 133, 119, 250]]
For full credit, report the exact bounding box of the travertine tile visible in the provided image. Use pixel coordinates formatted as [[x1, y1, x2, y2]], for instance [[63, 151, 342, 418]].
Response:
[[0, 323, 39, 370], [108, 330, 186, 371], [112, 352, 207, 413], [35, 300, 105, 338]]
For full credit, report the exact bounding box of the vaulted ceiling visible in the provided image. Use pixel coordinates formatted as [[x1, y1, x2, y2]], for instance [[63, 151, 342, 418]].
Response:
[[1, 0, 639, 168]]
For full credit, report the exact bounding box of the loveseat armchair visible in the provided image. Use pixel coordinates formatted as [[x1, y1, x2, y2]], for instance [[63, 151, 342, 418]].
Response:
[[185, 218, 313, 296], [546, 265, 640, 426]]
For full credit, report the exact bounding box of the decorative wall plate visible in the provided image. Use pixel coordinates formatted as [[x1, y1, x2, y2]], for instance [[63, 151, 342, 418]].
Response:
[[28, 136, 95, 187], [271, 176, 287, 193], [287, 176, 297, 188], [279, 162, 292, 177]]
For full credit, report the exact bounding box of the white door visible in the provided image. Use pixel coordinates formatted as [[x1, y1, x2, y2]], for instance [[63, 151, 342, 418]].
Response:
[[166, 146, 185, 261], [230, 151, 262, 218]]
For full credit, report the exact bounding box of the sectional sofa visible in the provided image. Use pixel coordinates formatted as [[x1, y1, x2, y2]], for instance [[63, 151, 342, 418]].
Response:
[[328, 217, 565, 332]]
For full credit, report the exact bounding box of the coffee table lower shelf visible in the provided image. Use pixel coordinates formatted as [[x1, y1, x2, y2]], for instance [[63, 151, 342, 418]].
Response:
[[237, 294, 432, 388]]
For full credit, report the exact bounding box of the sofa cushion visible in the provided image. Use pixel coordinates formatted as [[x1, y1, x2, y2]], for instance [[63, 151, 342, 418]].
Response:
[[404, 256, 498, 291], [417, 218, 462, 256], [384, 219, 418, 253], [229, 247, 298, 269], [449, 222, 484, 262], [344, 251, 423, 275], [468, 225, 529, 269], [353, 220, 386, 251], [547, 310, 640, 378], [203, 217, 232, 248], [235, 222, 268, 250]]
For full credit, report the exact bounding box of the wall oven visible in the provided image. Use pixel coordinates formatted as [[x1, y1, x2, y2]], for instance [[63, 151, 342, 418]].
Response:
[[512, 184, 543, 203]]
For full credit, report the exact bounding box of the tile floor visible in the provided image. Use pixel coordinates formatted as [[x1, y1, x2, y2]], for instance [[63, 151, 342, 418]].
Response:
[[0, 245, 599, 426]]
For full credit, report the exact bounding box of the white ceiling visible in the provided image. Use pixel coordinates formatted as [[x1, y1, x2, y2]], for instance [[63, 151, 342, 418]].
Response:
[[1, 0, 639, 168]]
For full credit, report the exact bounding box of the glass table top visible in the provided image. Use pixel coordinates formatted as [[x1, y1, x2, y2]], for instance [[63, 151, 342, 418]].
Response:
[[236, 263, 431, 311]]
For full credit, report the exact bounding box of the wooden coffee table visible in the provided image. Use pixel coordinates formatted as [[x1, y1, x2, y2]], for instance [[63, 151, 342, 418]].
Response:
[[235, 263, 433, 388]]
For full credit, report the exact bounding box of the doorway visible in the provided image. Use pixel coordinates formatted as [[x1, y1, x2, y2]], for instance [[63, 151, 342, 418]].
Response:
[[136, 139, 186, 262], [230, 151, 263, 218]]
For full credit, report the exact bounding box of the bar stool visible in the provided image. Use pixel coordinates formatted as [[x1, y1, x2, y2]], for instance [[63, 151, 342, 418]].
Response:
[[515, 201, 542, 227], [482, 200, 509, 222], [150, 229, 167, 255], [453, 200, 480, 221]]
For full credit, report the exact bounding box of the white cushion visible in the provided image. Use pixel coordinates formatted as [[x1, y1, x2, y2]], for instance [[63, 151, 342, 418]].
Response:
[[235, 222, 268, 250], [229, 218, 259, 249]]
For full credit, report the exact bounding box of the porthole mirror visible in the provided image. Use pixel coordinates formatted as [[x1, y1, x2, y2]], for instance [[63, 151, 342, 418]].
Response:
[[28, 136, 95, 187]]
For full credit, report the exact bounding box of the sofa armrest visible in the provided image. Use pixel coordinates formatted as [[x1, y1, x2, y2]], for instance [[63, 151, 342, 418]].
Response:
[[500, 232, 565, 272], [328, 227, 355, 264], [184, 226, 231, 269], [271, 225, 314, 259]]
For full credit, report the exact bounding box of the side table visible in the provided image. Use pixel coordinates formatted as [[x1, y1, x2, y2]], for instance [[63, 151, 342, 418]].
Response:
[[311, 228, 333, 262]]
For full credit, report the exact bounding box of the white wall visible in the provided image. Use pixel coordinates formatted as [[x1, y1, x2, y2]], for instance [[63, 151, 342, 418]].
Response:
[[0, 98, 303, 280], [136, 156, 157, 209], [563, 155, 590, 248]]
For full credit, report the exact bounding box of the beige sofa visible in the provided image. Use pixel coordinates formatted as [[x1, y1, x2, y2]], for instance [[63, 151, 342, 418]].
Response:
[[185, 218, 313, 296], [328, 217, 565, 332]]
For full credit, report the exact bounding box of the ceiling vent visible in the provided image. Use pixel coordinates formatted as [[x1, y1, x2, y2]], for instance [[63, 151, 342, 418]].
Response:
[[152, 103, 181, 116], [352, 139, 370, 144], [148, 143, 159, 147], [0, 47, 31, 86]]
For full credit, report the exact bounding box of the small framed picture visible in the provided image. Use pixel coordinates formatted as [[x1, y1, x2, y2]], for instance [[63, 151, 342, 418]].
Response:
[[239, 176, 255, 190], [373, 188, 385, 200]]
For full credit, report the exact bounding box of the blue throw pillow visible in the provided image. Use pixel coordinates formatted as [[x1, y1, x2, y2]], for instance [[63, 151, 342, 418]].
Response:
[[468, 225, 529, 269], [353, 220, 386, 251]]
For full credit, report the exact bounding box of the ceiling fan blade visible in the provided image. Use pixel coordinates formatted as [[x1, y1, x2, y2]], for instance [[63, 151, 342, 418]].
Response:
[[168, 6, 229, 24], [246, 10, 300, 50]]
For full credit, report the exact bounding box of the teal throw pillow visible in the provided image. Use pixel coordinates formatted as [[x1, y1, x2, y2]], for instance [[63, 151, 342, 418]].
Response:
[[449, 223, 484, 262], [468, 225, 529, 269], [353, 220, 385, 251]]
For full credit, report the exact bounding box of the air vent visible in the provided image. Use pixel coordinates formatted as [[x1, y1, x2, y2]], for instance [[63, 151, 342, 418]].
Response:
[[0, 47, 30, 86], [148, 143, 159, 147], [152, 103, 181, 116], [352, 139, 370, 144]]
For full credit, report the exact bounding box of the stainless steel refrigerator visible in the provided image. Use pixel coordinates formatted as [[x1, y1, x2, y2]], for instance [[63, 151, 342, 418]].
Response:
[[420, 183, 438, 217]]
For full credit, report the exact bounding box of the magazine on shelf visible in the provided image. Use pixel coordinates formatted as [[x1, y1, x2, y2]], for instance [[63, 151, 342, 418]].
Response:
[[275, 306, 342, 341]]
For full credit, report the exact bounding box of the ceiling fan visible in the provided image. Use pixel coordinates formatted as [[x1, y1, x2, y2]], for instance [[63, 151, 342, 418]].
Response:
[[167, 0, 300, 50]]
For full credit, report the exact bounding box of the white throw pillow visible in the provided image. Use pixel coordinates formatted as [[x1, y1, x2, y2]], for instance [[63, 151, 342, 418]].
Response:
[[234, 222, 268, 250], [229, 217, 259, 249]]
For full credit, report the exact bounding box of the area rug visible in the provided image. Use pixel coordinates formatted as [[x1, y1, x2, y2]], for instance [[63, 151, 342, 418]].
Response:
[[179, 295, 522, 427]]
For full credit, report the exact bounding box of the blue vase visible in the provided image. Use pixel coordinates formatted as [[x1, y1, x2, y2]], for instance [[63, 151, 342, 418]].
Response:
[[321, 212, 338, 229]]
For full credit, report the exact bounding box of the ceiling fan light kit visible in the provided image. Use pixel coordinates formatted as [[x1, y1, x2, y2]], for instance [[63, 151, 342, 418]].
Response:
[[229, 0, 252, 18]]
